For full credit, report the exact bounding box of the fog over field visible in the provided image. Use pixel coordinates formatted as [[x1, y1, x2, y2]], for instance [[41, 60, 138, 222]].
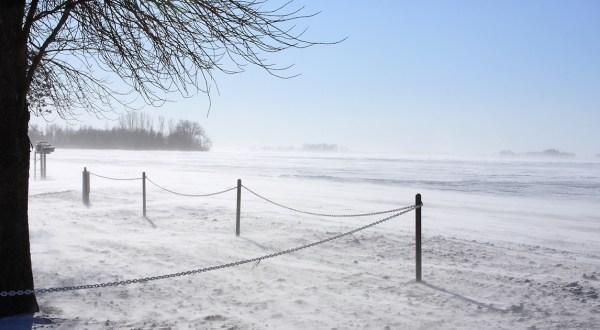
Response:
[[3, 149, 599, 329], [6, 0, 599, 328]]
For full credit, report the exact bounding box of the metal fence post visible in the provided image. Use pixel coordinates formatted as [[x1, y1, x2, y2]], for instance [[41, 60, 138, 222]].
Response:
[[82, 167, 90, 206], [416, 193, 422, 282], [142, 172, 147, 217], [236, 179, 242, 236]]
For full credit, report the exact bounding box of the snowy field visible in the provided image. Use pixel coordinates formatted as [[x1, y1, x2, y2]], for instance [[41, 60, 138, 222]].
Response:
[[3, 149, 600, 329]]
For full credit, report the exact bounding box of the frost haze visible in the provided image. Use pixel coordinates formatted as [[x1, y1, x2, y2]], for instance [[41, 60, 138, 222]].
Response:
[[3, 149, 599, 329]]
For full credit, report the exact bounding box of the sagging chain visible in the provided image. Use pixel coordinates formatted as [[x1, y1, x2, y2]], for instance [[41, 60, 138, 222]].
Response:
[[242, 184, 415, 218], [0, 204, 419, 297], [146, 176, 237, 197], [89, 172, 142, 181]]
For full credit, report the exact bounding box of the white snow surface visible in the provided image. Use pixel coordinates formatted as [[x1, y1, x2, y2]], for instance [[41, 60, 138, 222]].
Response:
[[2, 149, 600, 329]]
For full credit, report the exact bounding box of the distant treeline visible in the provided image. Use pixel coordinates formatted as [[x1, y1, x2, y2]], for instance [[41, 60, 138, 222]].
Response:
[[302, 143, 343, 152], [260, 143, 345, 152], [500, 149, 574, 158], [29, 112, 212, 151]]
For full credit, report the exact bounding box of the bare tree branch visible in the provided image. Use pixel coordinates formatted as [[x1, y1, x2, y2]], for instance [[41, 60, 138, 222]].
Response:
[[25, 0, 75, 94], [24, 0, 341, 119]]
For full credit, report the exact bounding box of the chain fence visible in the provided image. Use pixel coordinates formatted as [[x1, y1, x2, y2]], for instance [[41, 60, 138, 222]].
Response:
[[89, 172, 142, 181], [242, 184, 414, 218], [86, 171, 409, 218], [4, 169, 425, 296], [0, 204, 420, 297], [145, 176, 237, 197]]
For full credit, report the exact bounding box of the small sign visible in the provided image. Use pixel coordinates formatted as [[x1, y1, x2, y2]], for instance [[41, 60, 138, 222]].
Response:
[[35, 141, 55, 154]]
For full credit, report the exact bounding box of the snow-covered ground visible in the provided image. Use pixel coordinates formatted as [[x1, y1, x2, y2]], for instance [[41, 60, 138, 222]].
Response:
[[3, 149, 600, 329]]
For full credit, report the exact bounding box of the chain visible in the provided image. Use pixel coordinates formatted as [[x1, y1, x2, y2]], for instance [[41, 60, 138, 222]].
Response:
[[242, 185, 416, 218], [0, 205, 419, 297], [89, 172, 142, 181], [145, 176, 237, 197]]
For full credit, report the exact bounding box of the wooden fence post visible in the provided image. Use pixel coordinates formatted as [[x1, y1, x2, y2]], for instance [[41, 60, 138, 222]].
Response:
[[142, 172, 147, 217], [82, 167, 90, 206], [416, 193, 422, 282], [236, 179, 242, 236]]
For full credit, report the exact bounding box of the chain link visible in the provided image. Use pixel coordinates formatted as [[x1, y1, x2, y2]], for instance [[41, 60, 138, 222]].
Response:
[[89, 172, 142, 181], [242, 184, 416, 218], [146, 176, 237, 197], [0, 205, 419, 297]]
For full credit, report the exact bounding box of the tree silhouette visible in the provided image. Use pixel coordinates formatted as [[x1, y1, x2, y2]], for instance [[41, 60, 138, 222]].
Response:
[[31, 113, 212, 151], [1, 0, 333, 317], [169, 120, 212, 150]]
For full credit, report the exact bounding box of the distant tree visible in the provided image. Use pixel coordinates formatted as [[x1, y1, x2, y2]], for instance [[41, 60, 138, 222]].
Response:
[[169, 120, 212, 151], [167, 118, 176, 136], [1, 0, 333, 317], [157, 116, 166, 136]]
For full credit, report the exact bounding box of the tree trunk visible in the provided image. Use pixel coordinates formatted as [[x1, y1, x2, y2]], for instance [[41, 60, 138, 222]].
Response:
[[0, 0, 40, 317]]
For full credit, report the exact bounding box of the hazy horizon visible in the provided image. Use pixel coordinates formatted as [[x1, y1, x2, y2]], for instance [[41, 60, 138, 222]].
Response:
[[30, 1, 600, 157]]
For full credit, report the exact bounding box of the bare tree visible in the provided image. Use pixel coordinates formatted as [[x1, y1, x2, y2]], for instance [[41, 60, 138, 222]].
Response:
[[140, 112, 153, 132], [1, 0, 334, 317], [167, 118, 176, 136], [126, 111, 139, 131], [157, 116, 166, 135], [169, 119, 211, 150]]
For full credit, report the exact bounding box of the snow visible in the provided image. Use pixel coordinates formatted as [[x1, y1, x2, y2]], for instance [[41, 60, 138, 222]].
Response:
[[2, 149, 600, 329]]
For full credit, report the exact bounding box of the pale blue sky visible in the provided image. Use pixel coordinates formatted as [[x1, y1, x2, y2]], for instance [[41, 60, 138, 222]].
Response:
[[33, 1, 600, 156]]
